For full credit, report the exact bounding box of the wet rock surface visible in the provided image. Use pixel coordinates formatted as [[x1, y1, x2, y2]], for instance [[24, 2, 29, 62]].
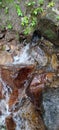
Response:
[[42, 87, 59, 130], [0, 29, 59, 130], [38, 3, 59, 46]]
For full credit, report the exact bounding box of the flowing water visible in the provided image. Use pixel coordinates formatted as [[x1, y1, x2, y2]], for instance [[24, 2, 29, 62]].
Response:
[[13, 44, 34, 65], [0, 34, 59, 130], [0, 78, 12, 129]]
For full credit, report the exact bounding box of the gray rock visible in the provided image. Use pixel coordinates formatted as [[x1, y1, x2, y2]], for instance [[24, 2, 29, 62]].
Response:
[[42, 87, 59, 130]]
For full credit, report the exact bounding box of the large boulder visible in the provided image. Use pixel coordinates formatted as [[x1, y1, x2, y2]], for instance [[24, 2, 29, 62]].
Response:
[[42, 87, 59, 130], [38, 8, 59, 46]]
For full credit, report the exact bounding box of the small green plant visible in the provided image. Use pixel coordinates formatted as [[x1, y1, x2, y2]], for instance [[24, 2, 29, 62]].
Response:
[[27, 1, 35, 6], [15, 4, 23, 16], [0, 0, 2, 4], [24, 26, 32, 35], [5, 7, 9, 14], [7, 24, 13, 29], [38, 7, 43, 13], [33, 8, 38, 15], [47, 1, 55, 7], [38, 0, 44, 5], [0, 0, 2, 7], [21, 16, 29, 26], [56, 15, 59, 20], [33, 7, 43, 15], [31, 17, 37, 26]]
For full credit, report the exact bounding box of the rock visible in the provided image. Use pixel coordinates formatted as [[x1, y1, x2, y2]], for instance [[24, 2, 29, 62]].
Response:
[[0, 41, 6, 51], [0, 52, 13, 65], [26, 71, 57, 109], [5, 30, 18, 42], [38, 9, 59, 46], [51, 54, 58, 70], [5, 116, 16, 130], [45, 72, 56, 82], [0, 81, 4, 99], [1, 64, 35, 89], [50, 78, 59, 88], [31, 30, 42, 46], [13, 98, 45, 130], [0, 67, 45, 130], [0, 31, 5, 39], [26, 72, 46, 109], [0, 44, 10, 52], [3, 45, 10, 52], [8, 88, 19, 109], [31, 46, 48, 66], [42, 87, 59, 130]]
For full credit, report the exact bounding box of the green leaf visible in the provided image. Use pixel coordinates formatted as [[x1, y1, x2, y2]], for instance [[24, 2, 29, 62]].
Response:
[[31, 17, 37, 27], [33, 9, 38, 15], [21, 16, 29, 26], [38, 0, 44, 5], [7, 24, 13, 29], [33, 7, 43, 15], [27, 1, 35, 6], [56, 15, 59, 20], [5, 7, 9, 14], [15, 4, 23, 16], [24, 27, 32, 35], [48, 1, 55, 7]]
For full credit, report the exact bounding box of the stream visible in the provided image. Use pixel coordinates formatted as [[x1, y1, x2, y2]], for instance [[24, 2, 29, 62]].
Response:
[[0, 29, 59, 130]]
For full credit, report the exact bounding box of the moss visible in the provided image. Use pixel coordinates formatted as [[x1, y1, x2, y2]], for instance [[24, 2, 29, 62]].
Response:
[[44, 29, 57, 40]]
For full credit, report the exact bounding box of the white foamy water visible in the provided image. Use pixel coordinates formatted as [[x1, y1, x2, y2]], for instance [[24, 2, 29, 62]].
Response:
[[0, 78, 11, 127], [13, 44, 34, 65]]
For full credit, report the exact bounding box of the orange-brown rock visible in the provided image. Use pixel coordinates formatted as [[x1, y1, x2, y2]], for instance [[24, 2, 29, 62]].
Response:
[[51, 54, 58, 70], [1, 64, 35, 89], [0, 81, 4, 99], [8, 88, 18, 108], [26, 71, 56, 108], [46, 72, 55, 82], [18, 97, 46, 130], [8, 87, 26, 109], [26, 73, 46, 108], [5, 116, 16, 130], [0, 52, 13, 65]]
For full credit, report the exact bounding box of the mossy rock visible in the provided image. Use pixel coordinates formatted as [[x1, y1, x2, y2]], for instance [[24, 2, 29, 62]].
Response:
[[38, 11, 59, 46]]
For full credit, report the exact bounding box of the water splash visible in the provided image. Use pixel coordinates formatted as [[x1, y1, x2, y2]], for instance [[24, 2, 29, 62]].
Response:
[[13, 44, 34, 65], [0, 78, 12, 128]]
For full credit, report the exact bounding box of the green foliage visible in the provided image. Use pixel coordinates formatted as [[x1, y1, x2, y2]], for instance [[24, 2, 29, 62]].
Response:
[[56, 15, 59, 20], [21, 16, 29, 26], [38, 0, 44, 5], [33, 7, 43, 15], [21, 0, 44, 35], [0, 0, 2, 4], [27, 1, 35, 6], [24, 26, 32, 35], [7, 23, 13, 29], [33, 9, 38, 15], [6, 0, 14, 3], [31, 17, 37, 26], [47, 1, 55, 7], [0, 0, 2, 7], [15, 4, 23, 16], [5, 7, 9, 14], [0, 0, 2, 3]]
